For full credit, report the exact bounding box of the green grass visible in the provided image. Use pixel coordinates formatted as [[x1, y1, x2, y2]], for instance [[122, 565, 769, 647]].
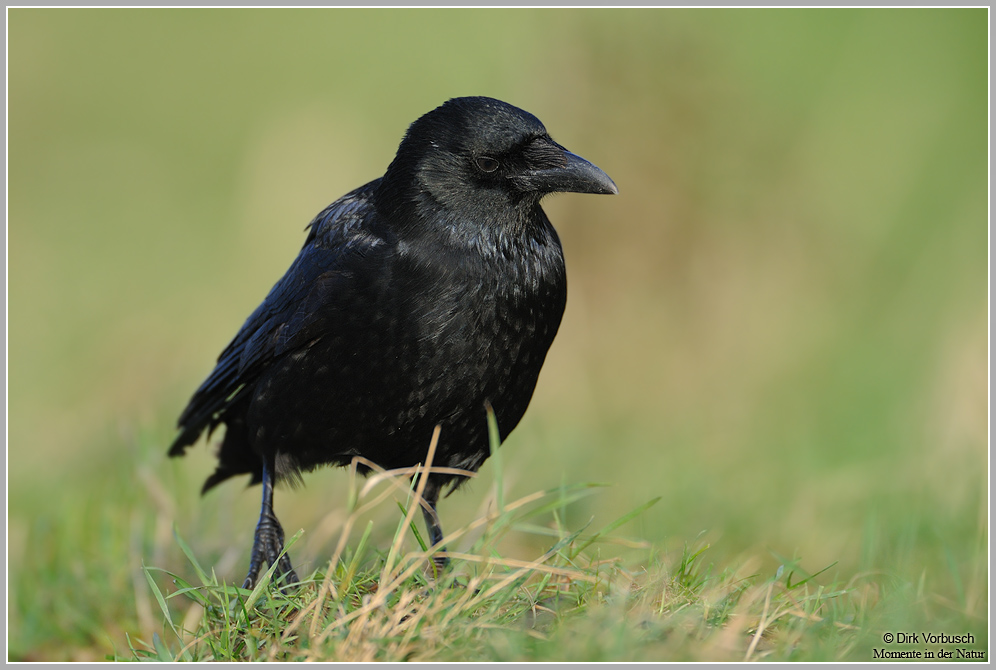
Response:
[[122, 465, 983, 663], [8, 413, 987, 662], [13, 416, 986, 662]]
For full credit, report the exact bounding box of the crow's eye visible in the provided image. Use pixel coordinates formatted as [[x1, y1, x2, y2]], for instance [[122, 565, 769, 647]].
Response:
[[475, 156, 500, 173]]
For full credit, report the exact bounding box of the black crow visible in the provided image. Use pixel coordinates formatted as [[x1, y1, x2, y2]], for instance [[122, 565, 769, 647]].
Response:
[[169, 96, 617, 589]]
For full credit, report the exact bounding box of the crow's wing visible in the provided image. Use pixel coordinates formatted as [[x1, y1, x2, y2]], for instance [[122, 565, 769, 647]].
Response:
[[169, 179, 388, 456]]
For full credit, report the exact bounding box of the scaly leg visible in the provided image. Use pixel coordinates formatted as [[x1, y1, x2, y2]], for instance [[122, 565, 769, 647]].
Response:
[[420, 478, 450, 575], [242, 456, 299, 590]]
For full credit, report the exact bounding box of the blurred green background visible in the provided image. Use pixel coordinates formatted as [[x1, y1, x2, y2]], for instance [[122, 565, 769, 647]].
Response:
[[8, 8, 987, 660]]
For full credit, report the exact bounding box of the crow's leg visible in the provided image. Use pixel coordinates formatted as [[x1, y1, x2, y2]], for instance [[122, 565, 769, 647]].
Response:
[[243, 455, 299, 590], [420, 479, 450, 574]]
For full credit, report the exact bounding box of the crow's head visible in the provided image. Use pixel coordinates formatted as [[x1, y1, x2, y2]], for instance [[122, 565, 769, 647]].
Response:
[[380, 96, 616, 227]]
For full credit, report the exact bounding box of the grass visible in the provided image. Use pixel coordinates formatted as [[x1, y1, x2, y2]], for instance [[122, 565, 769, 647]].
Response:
[[8, 409, 987, 662], [131, 489, 847, 662], [87, 423, 981, 663], [123, 483, 985, 663]]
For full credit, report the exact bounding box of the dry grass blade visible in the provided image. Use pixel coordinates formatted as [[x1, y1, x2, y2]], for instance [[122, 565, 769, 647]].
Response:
[[382, 424, 441, 579], [442, 552, 597, 584], [744, 581, 774, 661]]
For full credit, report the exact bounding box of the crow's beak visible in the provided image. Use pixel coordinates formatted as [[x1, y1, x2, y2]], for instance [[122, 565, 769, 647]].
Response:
[[523, 149, 618, 196]]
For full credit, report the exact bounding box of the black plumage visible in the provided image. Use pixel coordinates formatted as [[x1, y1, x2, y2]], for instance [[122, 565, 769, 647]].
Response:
[[169, 96, 617, 589]]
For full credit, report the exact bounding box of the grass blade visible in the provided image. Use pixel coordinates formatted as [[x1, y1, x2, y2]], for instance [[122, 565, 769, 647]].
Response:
[[142, 564, 174, 630], [172, 524, 210, 586], [570, 496, 662, 558]]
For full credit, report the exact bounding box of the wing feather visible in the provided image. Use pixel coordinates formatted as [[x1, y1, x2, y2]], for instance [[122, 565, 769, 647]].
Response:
[[169, 179, 386, 457]]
